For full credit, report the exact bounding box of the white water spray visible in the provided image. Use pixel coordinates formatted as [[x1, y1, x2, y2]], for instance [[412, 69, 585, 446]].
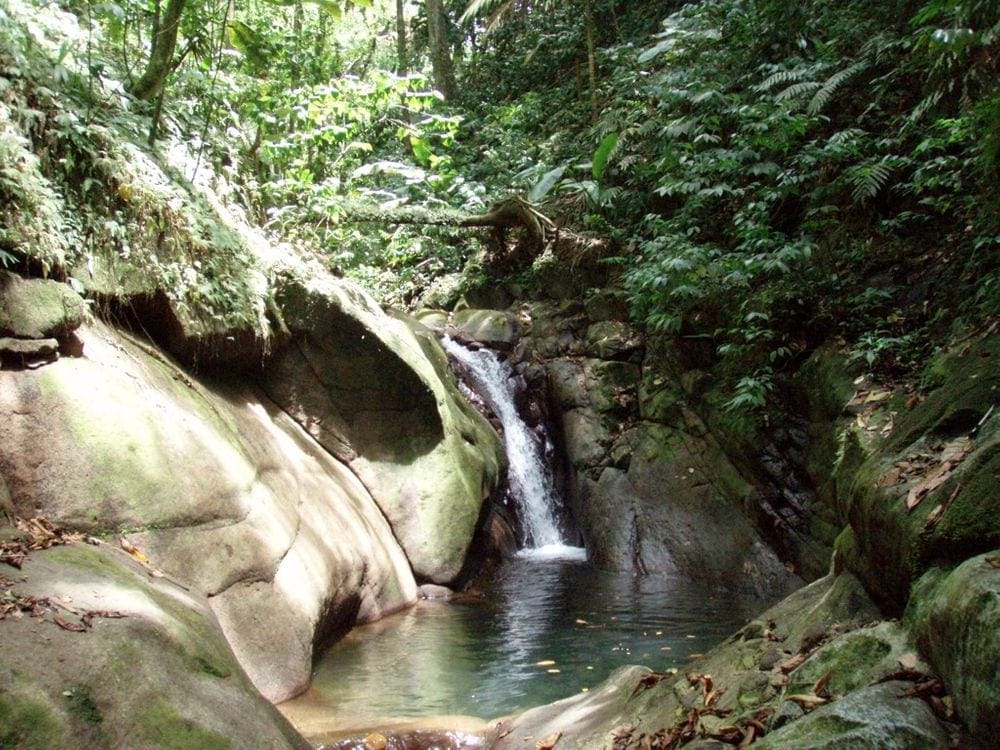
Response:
[[443, 337, 584, 559]]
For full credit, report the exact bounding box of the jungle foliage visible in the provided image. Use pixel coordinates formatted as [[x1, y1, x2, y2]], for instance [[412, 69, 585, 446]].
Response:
[[0, 0, 997, 407]]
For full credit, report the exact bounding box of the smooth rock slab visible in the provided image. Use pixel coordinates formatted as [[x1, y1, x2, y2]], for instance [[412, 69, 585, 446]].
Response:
[[0, 321, 418, 703], [0, 543, 308, 749]]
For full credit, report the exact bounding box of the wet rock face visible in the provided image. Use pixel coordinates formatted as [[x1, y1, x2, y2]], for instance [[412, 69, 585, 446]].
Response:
[[501, 301, 800, 601], [0, 320, 418, 704], [260, 275, 504, 585]]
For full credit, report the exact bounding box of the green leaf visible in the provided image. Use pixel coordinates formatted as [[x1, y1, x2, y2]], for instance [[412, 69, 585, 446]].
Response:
[[528, 165, 566, 203], [592, 132, 619, 181]]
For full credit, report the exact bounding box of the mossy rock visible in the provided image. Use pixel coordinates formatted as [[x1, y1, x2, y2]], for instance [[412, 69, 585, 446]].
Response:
[[0, 271, 85, 339], [785, 622, 921, 699], [754, 681, 949, 749], [839, 334, 1000, 612], [904, 553, 1000, 746], [451, 308, 521, 350]]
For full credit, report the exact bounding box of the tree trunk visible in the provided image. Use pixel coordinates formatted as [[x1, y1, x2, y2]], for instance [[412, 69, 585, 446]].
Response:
[[426, 0, 456, 100], [584, 0, 598, 120], [130, 0, 187, 102], [396, 0, 407, 74]]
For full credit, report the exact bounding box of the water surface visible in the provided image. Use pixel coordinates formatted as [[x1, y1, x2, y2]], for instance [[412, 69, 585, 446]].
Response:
[[299, 551, 752, 724]]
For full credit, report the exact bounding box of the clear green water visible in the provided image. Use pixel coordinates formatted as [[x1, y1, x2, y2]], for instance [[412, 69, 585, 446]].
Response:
[[304, 552, 753, 723]]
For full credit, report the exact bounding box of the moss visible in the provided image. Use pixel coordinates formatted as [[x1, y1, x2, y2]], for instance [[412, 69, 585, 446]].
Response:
[[64, 685, 102, 725], [136, 700, 231, 750], [904, 555, 1000, 744], [0, 692, 66, 750], [787, 633, 893, 697], [889, 335, 1000, 452], [922, 442, 1000, 563]]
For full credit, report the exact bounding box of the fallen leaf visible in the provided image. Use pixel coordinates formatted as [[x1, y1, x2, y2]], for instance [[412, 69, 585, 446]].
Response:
[[119, 538, 151, 565], [906, 437, 972, 511], [812, 671, 832, 697], [985, 556, 1000, 570], [778, 653, 807, 674], [535, 660, 556, 666], [54, 616, 86, 632], [536, 731, 562, 750], [898, 653, 920, 671], [787, 693, 828, 710]]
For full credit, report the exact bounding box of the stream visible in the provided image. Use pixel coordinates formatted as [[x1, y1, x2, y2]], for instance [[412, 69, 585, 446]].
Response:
[[284, 340, 752, 736]]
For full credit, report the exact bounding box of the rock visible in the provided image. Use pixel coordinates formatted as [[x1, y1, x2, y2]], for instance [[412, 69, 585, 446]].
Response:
[[0, 336, 59, 366], [905, 552, 1000, 746], [840, 335, 1000, 612], [451, 308, 521, 350], [584, 321, 643, 361], [573, 423, 799, 599], [785, 622, 923, 700], [587, 360, 640, 416], [0, 321, 418, 703], [754, 681, 950, 749], [0, 271, 85, 339], [418, 584, 454, 600], [412, 308, 449, 332], [0, 543, 308, 749], [261, 273, 504, 584], [490, 666, 653, 750], [546, 359, 589, 410], [560, 408, 611, 469], [769, 700, 805, 730], [583, 290, 628, 322]]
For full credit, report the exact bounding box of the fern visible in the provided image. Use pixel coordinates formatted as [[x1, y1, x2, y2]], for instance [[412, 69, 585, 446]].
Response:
[[755, 68, 809, 93], [776, 81, 821, 103], [808, 61, 869, 115], [848, 156, 900, 201]]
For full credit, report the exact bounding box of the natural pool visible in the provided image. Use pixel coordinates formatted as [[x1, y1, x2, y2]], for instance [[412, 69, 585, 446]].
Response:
[[286, 548, 754, 730]]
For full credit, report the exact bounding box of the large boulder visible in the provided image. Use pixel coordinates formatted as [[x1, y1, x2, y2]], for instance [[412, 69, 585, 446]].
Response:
[[0, 271, 85, 339], [451, 308, 521, 350], [574, 421, 799, 599], [0, 321, 418, 703], [754, 681, 950, 749], [905, 552, 1000, 746], [0, 543, 307, 749], [260, 271, 504, 584]]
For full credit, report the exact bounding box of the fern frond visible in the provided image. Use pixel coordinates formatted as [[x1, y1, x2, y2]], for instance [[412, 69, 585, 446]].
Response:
[[755, 68, 808, 92], [848, 156, 897, 202], [776, 81, 821, 103], [807, 61, 868, 115]]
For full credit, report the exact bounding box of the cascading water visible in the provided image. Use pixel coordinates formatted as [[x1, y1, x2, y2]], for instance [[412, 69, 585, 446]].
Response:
[[442, 337, 584, 559]]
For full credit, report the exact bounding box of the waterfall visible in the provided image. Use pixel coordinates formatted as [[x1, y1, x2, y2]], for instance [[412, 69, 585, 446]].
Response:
[[442, 338, 584, 560]]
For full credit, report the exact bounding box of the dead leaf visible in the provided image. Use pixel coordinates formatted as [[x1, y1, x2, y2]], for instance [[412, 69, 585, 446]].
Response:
[[787, 693, 828, 711], [898, 653, 920, 671], [536, 731, 562, 750], [876, 465, 903, 488], [629, 672, 668, 699], [906, 437, 972, 511], [778, 653, 807, 674], [54, 616, 86, 632], [119, 538, 151, 565], [812, 671, 832, 697], [985, 556, 1000, 570]]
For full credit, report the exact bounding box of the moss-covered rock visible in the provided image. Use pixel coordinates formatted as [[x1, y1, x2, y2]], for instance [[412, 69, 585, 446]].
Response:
[[451, 308, 521, 350], [839, 334, 1000, 612], [0, 320, 418, 703], [905, 552, 1000, 747], [0, 544, 308, 749], [261, 269, 504, 584], [754, 681, 950, 749], [0, 271, 85, 339]]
